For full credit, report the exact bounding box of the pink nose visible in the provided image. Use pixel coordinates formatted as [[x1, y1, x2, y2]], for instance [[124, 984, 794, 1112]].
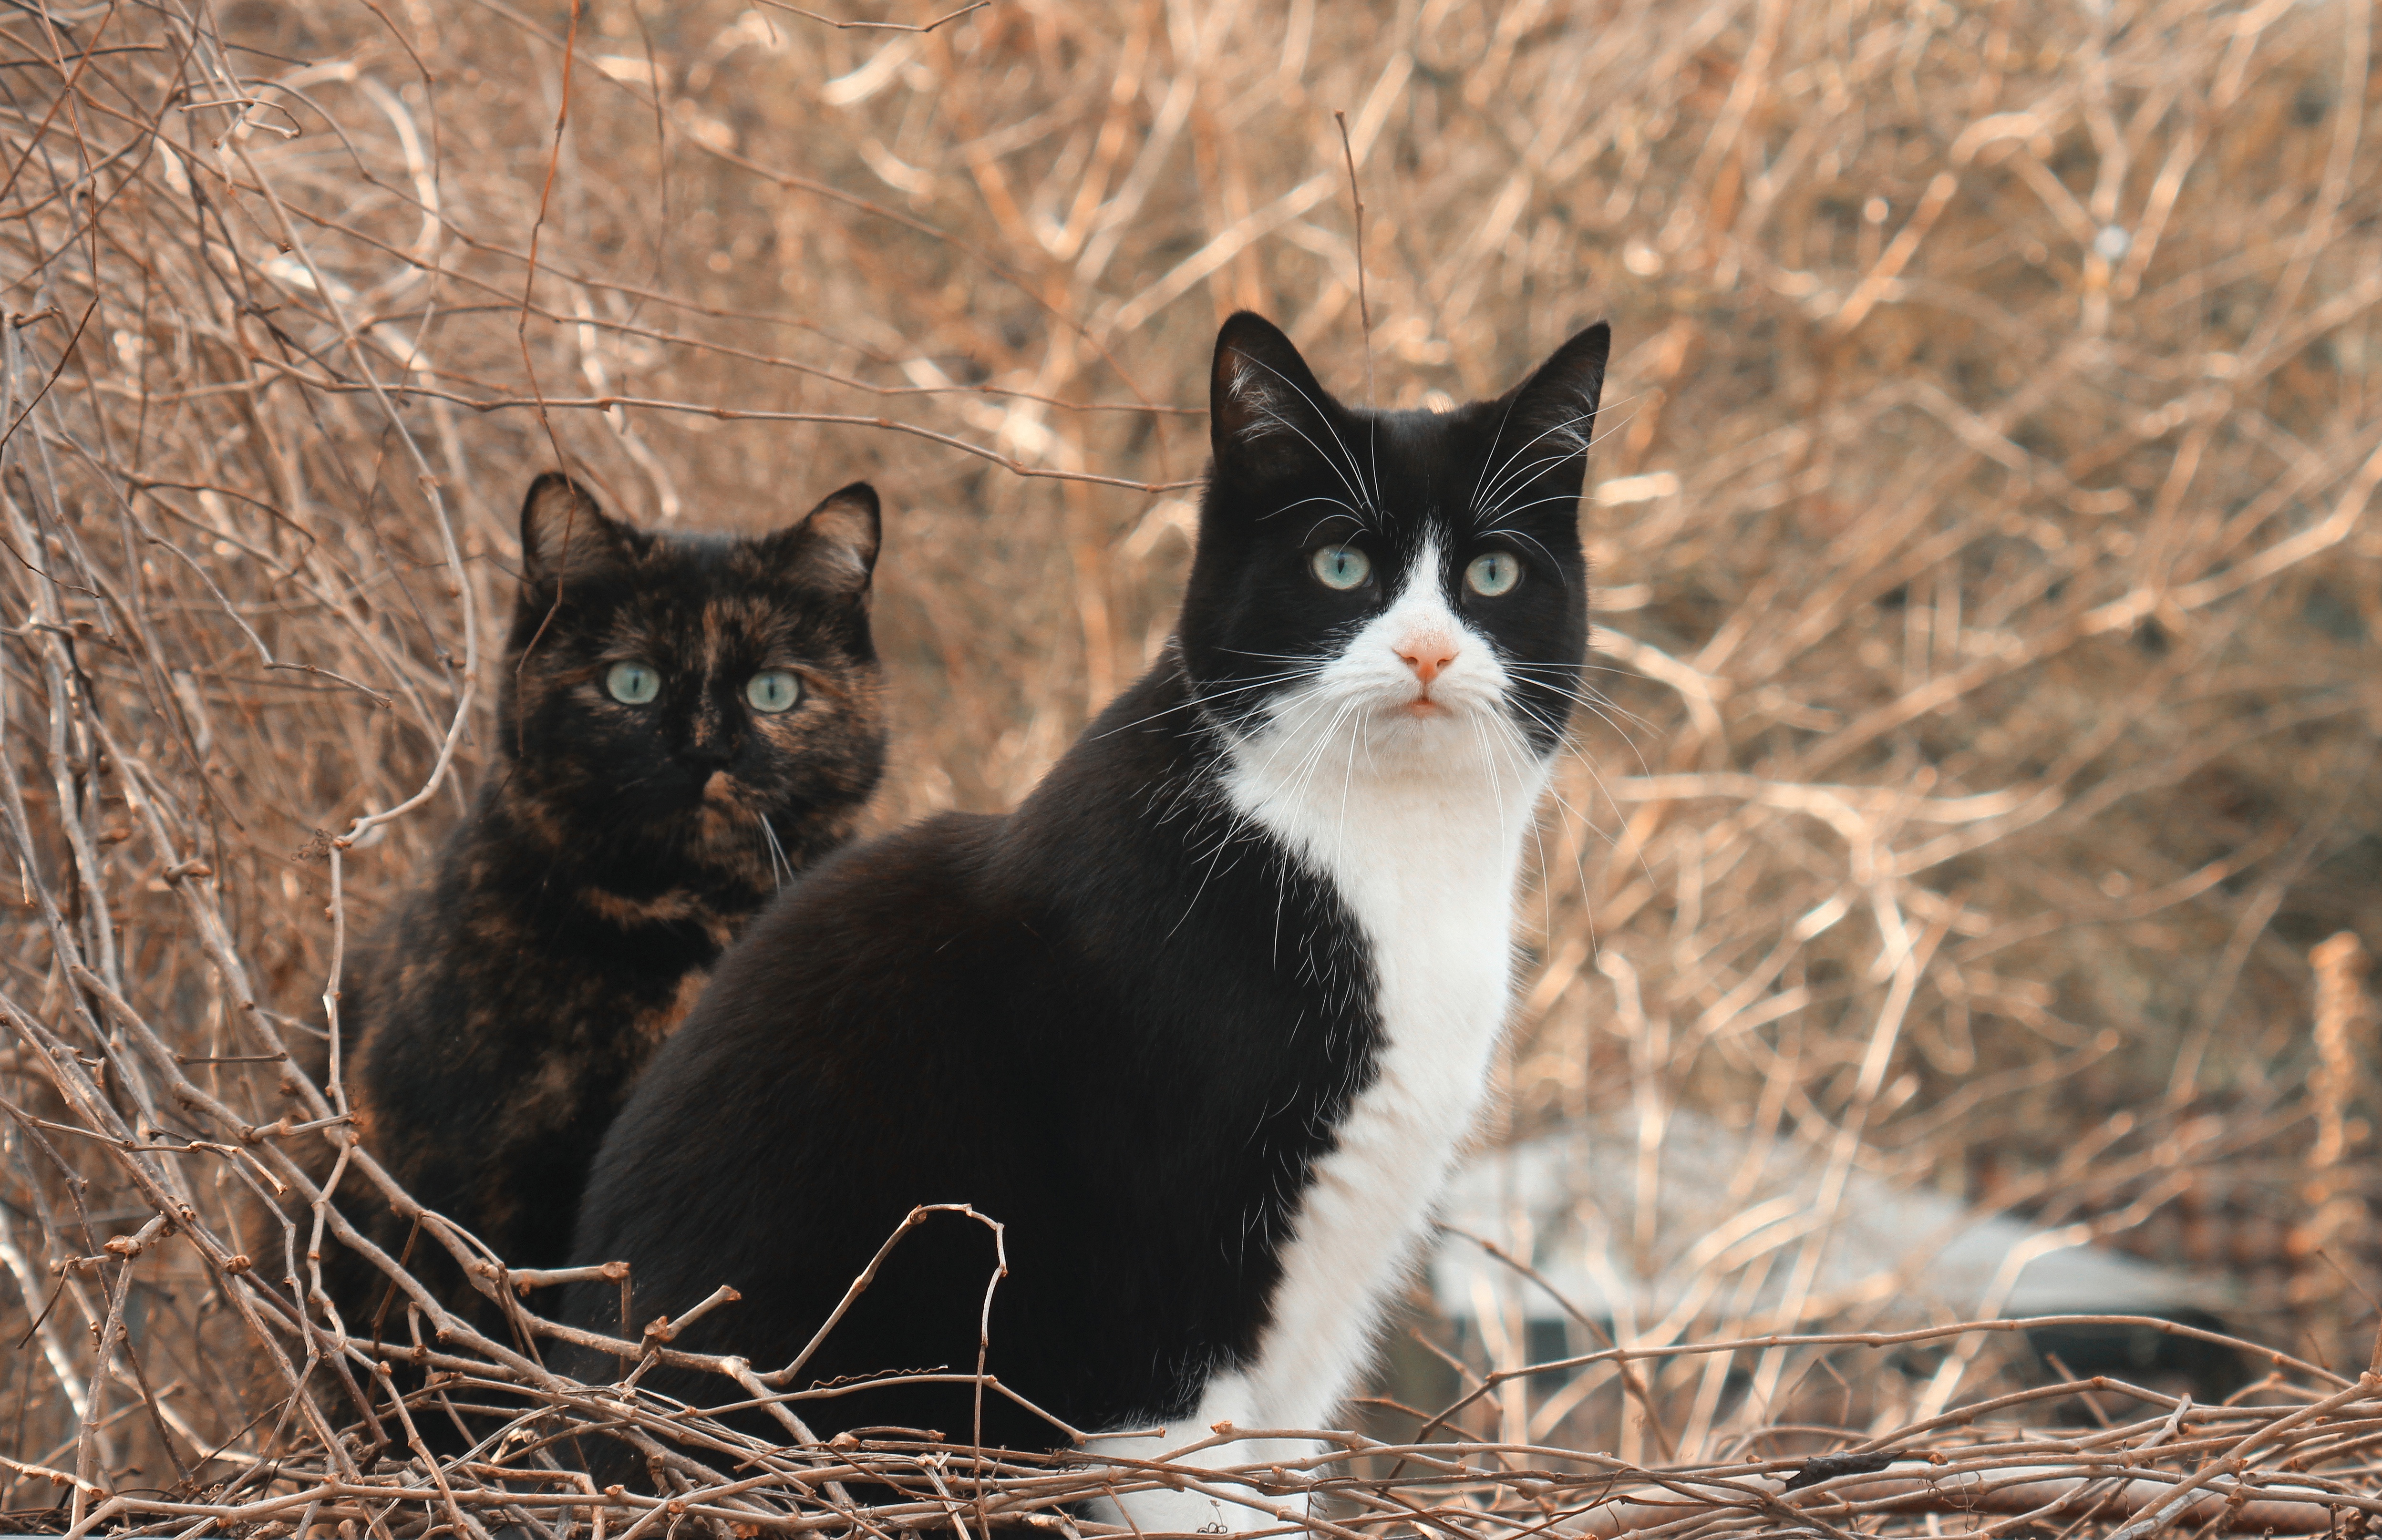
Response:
[[1397, 633, 1458, 685]]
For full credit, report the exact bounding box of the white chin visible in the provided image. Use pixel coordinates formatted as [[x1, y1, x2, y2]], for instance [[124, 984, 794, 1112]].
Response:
[[1361, 701, 1479, 751]]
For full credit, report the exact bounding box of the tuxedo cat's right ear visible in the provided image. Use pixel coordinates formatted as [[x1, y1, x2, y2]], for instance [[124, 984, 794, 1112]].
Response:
[[1495, 321, 1612, 479], [520, 473, 644, 586], [1209, 311, 1340, 481], [762, 482, 881, 595]]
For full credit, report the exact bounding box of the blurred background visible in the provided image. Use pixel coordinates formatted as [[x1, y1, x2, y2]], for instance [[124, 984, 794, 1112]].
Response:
[[2, 0, 2380, 1500]]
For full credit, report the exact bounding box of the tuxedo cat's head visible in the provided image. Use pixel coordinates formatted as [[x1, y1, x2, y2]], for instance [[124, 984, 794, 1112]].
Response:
[[1182, 313, 1608, 778], [499, 473, 886, 861]]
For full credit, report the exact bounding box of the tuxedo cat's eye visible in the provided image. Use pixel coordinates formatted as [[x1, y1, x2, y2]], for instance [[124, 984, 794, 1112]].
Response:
[[1310, 544, 1372, 591], [606, 660, 660, 704], [746, 669, 803, 714], [1465, 552, 1521, 597]]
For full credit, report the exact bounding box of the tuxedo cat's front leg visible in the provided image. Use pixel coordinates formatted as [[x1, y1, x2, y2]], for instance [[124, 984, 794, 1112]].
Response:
[[1087, 1376, 1320, 1535]]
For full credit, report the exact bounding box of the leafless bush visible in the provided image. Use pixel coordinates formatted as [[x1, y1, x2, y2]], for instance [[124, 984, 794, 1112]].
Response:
[[1, 0, 2379, 1531]]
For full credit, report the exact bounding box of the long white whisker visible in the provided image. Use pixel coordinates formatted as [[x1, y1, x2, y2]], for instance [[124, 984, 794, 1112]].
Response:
[[1473, 410, 1602, 520], [1506, 669, 1663, 736], [1513, 686, 1657, 779], [1261, 492, 1366, 538], [1473, 411, 1598, 516], [1473, 525, 1570, 583], [1236, 356, 1376, 524], [1469, 380, 1531, 515], [1478, 488, 1599, 527], [1365, 414, 1382, 517], [758, 814, 795, 891], [1109, 667, 1328, 738]]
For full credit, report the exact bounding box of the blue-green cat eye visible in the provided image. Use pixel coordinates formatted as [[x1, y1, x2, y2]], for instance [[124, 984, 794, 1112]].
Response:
[[606, 660, 660, 704], [746, 669, 802, 714], [1466, 551, 1521, 597], [1310, 544, 1371, 591]]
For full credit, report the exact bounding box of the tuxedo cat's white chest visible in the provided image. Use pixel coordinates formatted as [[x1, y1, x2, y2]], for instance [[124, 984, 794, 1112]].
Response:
[[1217, 707, 1545, 1428], [1092, 758, 1538, 1536]]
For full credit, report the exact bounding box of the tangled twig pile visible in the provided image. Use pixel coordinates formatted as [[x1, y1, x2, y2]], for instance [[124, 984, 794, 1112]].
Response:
[[2, 0, 2379, 1531], [38, 1312, 2382, 1540]]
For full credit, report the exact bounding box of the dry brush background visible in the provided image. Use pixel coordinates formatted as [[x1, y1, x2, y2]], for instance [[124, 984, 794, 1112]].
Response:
[[2, 0, 2382, 1531]]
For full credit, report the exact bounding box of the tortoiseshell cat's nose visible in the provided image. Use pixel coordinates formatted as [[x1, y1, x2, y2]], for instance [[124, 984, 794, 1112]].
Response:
[[680, 708, 737, 770]]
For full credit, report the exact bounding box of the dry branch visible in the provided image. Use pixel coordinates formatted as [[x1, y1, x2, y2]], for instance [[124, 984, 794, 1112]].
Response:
[[0, 0, 2378, 1533]]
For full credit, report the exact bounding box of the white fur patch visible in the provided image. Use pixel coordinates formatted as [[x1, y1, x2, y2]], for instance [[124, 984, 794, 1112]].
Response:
[[1100, 541, 1552, 1530]]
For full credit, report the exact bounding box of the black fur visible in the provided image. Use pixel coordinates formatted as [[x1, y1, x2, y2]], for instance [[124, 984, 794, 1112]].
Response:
[[336, 473, 887, 1341], [564, 314, 1608, 1457]]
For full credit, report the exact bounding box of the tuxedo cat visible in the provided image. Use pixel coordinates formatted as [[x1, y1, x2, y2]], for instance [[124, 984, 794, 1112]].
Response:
[[567, 313, 1606, 1526], [339, 472, 885, 1337]]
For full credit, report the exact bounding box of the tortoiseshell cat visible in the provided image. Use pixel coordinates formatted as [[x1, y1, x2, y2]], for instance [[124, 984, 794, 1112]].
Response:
[[337, 472, 886, 1330]]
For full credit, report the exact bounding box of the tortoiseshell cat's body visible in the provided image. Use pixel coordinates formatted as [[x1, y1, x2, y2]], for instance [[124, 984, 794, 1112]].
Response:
[[338, 473, 886, 1324]]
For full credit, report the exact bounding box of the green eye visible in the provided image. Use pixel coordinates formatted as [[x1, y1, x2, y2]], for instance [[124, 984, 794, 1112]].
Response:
[[1311, 544, 1372, 591], [606, 660, 660, 704], [746, 669, 802, 714], [1466, 551, 1521, 597]]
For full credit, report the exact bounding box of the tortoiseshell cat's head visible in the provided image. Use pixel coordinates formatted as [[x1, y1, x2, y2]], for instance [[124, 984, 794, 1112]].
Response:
[[496, 472, 887, 877]]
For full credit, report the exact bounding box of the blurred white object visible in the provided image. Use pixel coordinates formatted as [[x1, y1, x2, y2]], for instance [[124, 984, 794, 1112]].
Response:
[[1429, 1111, 2227, 1334]]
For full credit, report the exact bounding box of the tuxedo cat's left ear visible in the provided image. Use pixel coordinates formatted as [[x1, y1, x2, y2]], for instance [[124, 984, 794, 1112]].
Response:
[[763, 482, 881, 595], [1490, 322, 1612, 495], [1209, 311, 1341, 480]]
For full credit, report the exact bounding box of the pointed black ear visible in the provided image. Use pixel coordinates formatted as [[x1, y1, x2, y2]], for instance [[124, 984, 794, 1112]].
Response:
[[520, 473, 643, 586], [1209, 311, 1341, 479], [1491, 322, 1612, 495], [760, 482, 881, 594]]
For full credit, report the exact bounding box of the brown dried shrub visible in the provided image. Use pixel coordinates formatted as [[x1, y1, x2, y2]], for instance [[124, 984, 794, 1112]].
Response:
[[1, 0, 2380, 1529]]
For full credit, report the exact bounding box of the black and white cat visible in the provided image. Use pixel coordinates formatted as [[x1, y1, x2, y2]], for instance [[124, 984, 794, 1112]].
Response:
[[566, 312, 1608, 1527]]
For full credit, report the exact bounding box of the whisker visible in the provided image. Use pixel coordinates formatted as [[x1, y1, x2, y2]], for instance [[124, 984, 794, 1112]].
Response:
[[1260, 492, 1368, 539], [1234, 356, 1378, 526], [1467, 419, 1600, 526], [1477, 489, 1598, 529], [758, 813, 796, 892], [1511, 675, 1663, 736], [1468, 380, 1531, 516], [1474, 524, 1571, 587], [1472, 409, 1601, 520], [1101, 665, 1329, 738]]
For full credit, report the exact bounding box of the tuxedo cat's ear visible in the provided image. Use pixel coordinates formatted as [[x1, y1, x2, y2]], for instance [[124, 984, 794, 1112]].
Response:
[[1210, 311, 1339, 478], [762, 482, 881, 595], [520, 473, 644, 586], [1490, 322, 1612, 494]]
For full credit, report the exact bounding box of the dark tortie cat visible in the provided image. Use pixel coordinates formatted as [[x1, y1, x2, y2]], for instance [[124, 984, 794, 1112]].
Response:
[[339, 471, 886, 1328], [565, 312, 1608, 1528]]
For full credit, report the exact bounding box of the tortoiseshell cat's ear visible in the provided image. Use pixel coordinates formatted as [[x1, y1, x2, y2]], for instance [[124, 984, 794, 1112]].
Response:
[[760, 482, 881, 595], [1208, 311, 1340, 480], [519, 472, 645, 586]]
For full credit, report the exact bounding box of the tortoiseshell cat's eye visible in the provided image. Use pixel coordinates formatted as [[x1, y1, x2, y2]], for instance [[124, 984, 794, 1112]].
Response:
[[607, 659, 660, 703], [747, 669, 802, 713]]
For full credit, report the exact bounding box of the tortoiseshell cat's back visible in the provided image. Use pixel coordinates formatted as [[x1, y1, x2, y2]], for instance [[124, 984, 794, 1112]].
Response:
[[340, 472, 886, 1313]]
